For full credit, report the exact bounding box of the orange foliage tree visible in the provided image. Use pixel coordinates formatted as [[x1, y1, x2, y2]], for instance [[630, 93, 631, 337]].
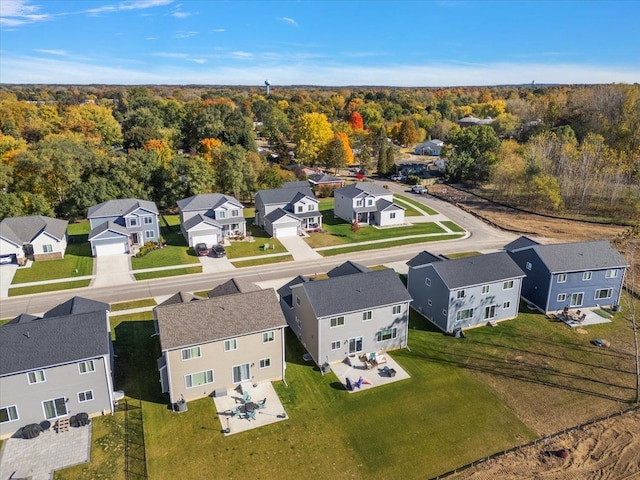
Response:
[[348, 111, 364, 130], [336, 132, 354, 165]]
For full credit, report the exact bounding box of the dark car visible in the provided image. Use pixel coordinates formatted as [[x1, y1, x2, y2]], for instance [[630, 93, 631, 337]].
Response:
[[212, 244, 226, 257], [195, 243, 210, 256]]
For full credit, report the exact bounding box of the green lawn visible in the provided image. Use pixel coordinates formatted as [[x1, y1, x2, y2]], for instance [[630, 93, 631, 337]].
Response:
[[131, 230, 199, 270], [110, 298, 157, 312], [441, 220, 466, 233], [9, 280, 91, 296], [56, 294, 640, 479], [225, 220, 287, 259], [67, 221, 91, 235], [318, 234, 464, 256], [11, 235, 93, 284], [133, 266, 202, 281], [231, 254, 294, 268], [395, 194, 438, 215], [445, 251, 481, 259]]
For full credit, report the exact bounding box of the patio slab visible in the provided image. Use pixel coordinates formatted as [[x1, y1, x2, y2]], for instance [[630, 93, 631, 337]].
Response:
[[330, 352, 410, 393], [212, 381, 287, 436], [0, 423, 91, 480], [553, 309, 612, 328]]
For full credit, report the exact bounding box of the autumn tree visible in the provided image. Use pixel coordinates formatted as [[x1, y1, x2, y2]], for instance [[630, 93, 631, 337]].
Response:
[[292, 112, 334, 165], [348, 111, 364, 130]]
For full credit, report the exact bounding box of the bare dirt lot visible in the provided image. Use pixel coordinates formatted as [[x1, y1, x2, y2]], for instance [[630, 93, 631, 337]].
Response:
[[429, 184, 640, 480]]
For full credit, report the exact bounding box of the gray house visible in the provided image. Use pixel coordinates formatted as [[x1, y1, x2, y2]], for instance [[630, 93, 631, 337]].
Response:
[[278, 264, 412, 366], [254, 181, 322, 238], [154, 288, 287, 404], [333, 183, 405, 227], [176, 193, 246, 247], [0, 297, 114, 439], [505, 237, 628, 313], [87, 198, 160, 256], [0, 215, 68, 264], [407, 251, 526, 333]]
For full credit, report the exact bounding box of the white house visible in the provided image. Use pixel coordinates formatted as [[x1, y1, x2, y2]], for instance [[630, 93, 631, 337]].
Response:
[[333, 183, 405, 227], [414, 139, 444, 156], [0, 216, 68, 263]]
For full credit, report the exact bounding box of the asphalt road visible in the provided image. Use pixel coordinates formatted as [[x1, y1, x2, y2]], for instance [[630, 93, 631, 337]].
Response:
[[0, 182, 517, 318]]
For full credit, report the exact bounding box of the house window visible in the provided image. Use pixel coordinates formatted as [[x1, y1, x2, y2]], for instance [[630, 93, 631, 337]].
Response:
[[224, 339, 237, 352], [456, 308, 474, 321], [484, 305, 497, 319], [232, 363, 250, 383], [525, 262, 532, 270], [583, 271, 592, 281], [330, 316, 345, 327], [43, 397, 67, 419], [428, 299, 432, 306], [296, 296, 300, 306], [595, 288, 613, 300], [43, 244, 53, 253], [144, 216, 153, 225], [262, 331, 275, 343], [390, 212, 396, 219], [218, 211, 226, 219], [376, 327, 397, 342], [181, 346, 201, 360], [308, 204, 314, 211], [503, 280, 514, 290], [356, 199, 363, 207], [297, 205, 303, 213], [362, 311, 372, 321], [185, 370, 214, 388], [130, 218, 138, 227], [78, 360, 95, 374], [425, 278, 431, 286], [259, 358, 271, 369], [0, 405, 18, 423], [367, 199, 373, 206], [78, 390, 94, 403], [456, 290, 465, 299], [348, 336, 363, 354], [331, 340, 341, 351], [145, 230, 154, 239], [28, 370, 45, 384], [570, 292, 584, 307], [503, 301, 511, 309], [557, 273, 567, 283], [482, 285, 490, 294], [605, 269, 618, 278], [231, 209, 239, 217], [557, 293, 567, 302], [392, 305, 402, 315]]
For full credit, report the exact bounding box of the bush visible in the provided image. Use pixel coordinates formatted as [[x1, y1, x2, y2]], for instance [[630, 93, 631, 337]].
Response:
[[408, 175, 422, 185]]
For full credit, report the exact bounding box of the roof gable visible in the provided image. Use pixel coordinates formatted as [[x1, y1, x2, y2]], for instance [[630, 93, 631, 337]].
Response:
[[530, 240, 628, 273], [0, 216, 68, 245], [87, 198, 158, 219], [177, 193, 242, 212], [430, 252, 526, 289]]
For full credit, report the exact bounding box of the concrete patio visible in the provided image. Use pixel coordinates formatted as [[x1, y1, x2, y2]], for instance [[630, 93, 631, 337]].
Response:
[[330, 352, 410, 393], [553, 308, 613, 328], [212, 381, 288, 436], [0, 423, 91, 480]]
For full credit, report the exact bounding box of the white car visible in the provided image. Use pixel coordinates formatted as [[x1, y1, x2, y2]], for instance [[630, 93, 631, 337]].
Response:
[[411, 185, 426, 194], [0, 255, 15, 264]]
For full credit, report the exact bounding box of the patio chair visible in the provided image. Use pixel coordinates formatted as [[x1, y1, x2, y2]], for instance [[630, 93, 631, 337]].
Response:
[[242, 391, 252, 403], [257, 398, 267, 409], [247, 409, 257, 421], [230, 406, 242, 417]]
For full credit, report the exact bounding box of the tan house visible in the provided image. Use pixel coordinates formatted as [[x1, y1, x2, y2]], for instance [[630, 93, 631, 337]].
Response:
[[154, 288, 287, 405]]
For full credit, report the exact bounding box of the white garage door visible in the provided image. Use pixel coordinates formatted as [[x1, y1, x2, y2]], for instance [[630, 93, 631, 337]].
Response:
[[95, 242, 126, 256], [191, 234, 218, 247], [273, 225, 298, 238]]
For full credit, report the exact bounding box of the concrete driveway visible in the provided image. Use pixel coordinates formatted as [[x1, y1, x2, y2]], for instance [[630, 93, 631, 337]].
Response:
[[91, 253, 134, 287], [198, 254, 235, 273], [0, 263, 18, 298], [277, 235, 322, 261]]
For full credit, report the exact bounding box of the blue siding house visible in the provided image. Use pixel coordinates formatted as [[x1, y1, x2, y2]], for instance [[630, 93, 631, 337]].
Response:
[[505, 237, 628, 314], [407, 251, 526, 333]]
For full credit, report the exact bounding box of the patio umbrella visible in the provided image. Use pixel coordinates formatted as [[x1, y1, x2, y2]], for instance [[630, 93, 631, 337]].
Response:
[[21, 423, 42, 439]]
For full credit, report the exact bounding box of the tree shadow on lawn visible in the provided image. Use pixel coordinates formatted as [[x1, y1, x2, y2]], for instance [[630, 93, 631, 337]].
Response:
[[66, 234, 92, 257], [419, 340, 635, 403], [113, 320, 166, 405]]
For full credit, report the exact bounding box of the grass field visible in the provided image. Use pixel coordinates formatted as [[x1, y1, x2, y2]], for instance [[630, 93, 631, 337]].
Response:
[[133, 266, 202, 281], [441, 220, 466, 233], [395, 193, 439, 215], [225, 220, 287, 259], [8, 279, 91, 296], [130, 230, 198, 270], [110, 298, 157, 311], [231, 254, 294, 268], [317, 234, 464, 256]]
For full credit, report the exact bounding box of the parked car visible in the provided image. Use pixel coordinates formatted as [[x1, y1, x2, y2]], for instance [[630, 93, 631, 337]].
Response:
[[411, 185, 426, 194], [0, 255, 15, 264], [195, 243, 210, 256], [391, 174, 407, 182], [212, 244, 226, 257]]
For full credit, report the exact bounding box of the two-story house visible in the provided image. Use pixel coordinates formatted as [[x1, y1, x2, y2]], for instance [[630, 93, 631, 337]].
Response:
[[333, 183, 405, 227], [87, 198, 160, 256], [176, 194, 246, 247], [254, 182, 322, 238], [278, 263, 413, 366], [154, 288, 287, 404], [505, 237, 628, 313], [407, 251, 526, 333], [0, 297, 114, 439], [0, 215, 68, 264]]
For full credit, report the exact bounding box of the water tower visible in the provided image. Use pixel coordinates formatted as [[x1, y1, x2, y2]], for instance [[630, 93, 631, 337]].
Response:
[[264, 79, 271, 96]]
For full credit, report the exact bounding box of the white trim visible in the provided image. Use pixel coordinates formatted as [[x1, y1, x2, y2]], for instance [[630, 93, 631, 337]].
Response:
[[28, 370, 46, 384], [0, 405, 19, 423], [78, 360, 95, 374], [78, 390, 94, 403]]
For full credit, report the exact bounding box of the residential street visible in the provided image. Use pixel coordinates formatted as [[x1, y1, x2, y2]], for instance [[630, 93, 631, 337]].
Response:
[[0, 189, 517, 319]]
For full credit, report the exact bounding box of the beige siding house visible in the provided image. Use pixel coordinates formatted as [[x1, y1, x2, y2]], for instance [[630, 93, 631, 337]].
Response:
[[154, 288, 287, 405]]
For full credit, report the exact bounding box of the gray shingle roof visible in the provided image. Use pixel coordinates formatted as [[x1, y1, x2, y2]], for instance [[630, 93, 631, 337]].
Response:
[[327, 261, 371, 278], [0, 216, 68, 245], [159, 291, 203, 306], [308, 173, 342, 184], [87, 198, 158, 218], [208, 278, 260, 298], [255, 186, 315, 205], [88, 221, 129, 241], [43, 296, 110, 318], [430, 252, 526, 289], [182, 214, 222, 232], [377, 198, 404, 211], [154, 289, 287, 351], [176, 194, 242, 212], [0, 311, 111, 375], [504, 236, 539, 252], [7, 314, 40, 325], [529, 240, 628, 273], [335, 182, 389, 199], [276, 275, 310, 308], [294, 269, 412, 318], [264, 208, 300, 223], [406, 251, 443, 268]]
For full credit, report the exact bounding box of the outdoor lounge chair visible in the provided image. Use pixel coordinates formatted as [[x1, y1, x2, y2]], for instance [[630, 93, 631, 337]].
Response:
[[247, 409, 257, 421], [230, 406, 242, 417], [257, 398, 267, 409], [242, 391, 252, 403]]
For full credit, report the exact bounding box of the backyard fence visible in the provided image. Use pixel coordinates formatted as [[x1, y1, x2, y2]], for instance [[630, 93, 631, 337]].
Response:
[[429, 404, 640, 479], [123, 399, 148, 480]]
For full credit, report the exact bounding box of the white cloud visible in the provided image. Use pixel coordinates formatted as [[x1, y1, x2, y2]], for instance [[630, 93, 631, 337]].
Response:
[[0, 0, 50, 27], [279, 17, 298, 27], [231, 51, 253, 59], [212, 28, 225, 33], [175, 31, 198, 38], [172, 11, 191, 18], [34, 49, 68, 56]]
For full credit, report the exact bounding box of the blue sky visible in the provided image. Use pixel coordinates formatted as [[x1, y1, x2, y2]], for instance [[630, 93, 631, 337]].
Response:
[[1, 0, 639, 86]]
